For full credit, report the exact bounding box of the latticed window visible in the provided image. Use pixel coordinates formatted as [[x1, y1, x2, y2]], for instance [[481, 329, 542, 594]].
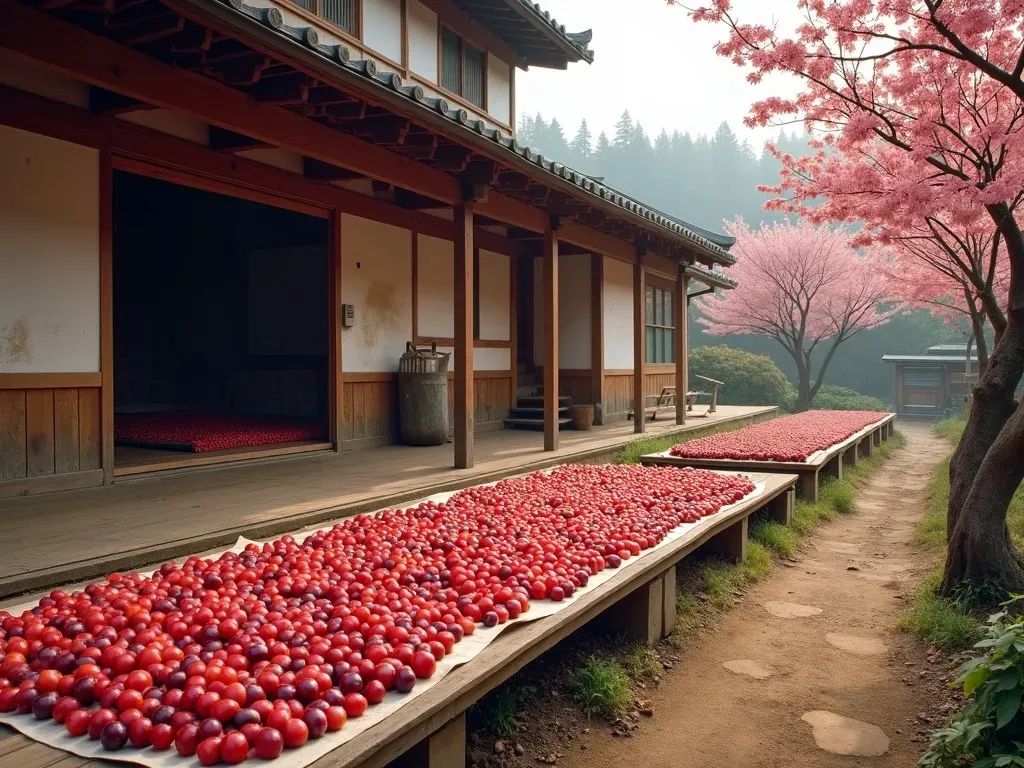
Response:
[[645, 285, 675, 364], [293, 0, 357, 36], [440, 27, 486, 108]]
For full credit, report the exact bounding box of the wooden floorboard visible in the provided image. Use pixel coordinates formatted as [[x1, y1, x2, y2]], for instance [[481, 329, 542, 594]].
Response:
[[0, 406, 775, 599]]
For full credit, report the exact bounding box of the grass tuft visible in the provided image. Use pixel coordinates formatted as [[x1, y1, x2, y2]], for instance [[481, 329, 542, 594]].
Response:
[[618, 644, 661, 684], [750, 521, 798, 558], [821, 479, 856, 514], [471, 682, 535, 737], [571, 658, 634, 716], [932, 415, 967, 443], [898, 572, 978, 650]]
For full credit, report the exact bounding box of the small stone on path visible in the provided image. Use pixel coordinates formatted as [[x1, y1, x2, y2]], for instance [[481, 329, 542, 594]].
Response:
[[764, 601, 823, 618], [801, 710, 890, 756], [721, 659, 774, 679], [825, 633, 888, 656]]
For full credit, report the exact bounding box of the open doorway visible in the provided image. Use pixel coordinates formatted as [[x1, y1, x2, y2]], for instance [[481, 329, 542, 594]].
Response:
[[112, 171, 331, 475]]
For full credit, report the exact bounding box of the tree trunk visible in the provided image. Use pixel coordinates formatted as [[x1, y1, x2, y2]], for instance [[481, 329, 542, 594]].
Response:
[[941, 402, 1024, 596], [793, 353, 812, 412], [943, 203, 1024, 594]]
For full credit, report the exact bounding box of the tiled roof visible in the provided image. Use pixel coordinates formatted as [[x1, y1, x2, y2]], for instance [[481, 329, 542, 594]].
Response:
[[209, 0, 734, 266]]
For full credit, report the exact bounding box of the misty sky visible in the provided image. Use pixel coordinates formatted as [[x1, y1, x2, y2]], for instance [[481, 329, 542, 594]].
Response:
[[517, 0, 804, 147]]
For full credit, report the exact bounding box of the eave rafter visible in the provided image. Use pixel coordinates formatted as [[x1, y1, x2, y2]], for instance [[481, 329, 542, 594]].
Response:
[[5, 0, 732, 272]]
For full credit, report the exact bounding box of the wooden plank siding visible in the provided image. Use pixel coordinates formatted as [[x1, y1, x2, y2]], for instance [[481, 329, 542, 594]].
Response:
[[0, 387, 102, 484], [558, 370, 593, 407], [602, 368, 679, 419], [343, 372, 513, 446]]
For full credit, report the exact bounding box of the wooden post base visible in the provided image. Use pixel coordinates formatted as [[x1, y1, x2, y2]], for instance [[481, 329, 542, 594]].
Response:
[[860, 436, 873, 458], [703, 516, 748, 563], [844, 445, 858, 468], [391, 712, 466, 768], [798, 470, 819, 502], [602, 566, 677, 646], [764, 487, 795, 525], [872, 428, 882, 448], [823, 453, 843, 482]]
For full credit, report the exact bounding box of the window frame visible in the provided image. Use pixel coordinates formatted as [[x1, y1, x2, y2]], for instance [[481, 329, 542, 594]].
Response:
[[438, 24, 488, 111], [644, 284, 676, 365], [279, 0, 362, 44]]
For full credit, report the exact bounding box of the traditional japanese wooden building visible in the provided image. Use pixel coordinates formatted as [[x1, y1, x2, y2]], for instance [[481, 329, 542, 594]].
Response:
[[882, 344, 977, 418], [0, 0, 737, 496]]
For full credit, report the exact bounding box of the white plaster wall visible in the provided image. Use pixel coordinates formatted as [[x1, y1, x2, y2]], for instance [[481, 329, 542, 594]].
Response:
[[603, 256, 634, 369], [408, 0, 438, 82], [0, 126, 100, 373], [363, 0, 403, 64], [559, 253, 591, 369], [416, 235, 454, 339], [340, 214, 412, 372], [487, 55, 512, 126], [475, 347, 510, 371], [478, 249, 510, 341], [0, 50, 88, 108]]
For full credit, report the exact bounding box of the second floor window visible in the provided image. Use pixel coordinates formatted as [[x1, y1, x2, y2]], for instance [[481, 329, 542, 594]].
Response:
[[294, 0, 357, 36], [441, 27, 486, 109]]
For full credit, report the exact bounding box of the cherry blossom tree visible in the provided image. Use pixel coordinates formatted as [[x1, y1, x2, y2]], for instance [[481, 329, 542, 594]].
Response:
[[679, 0, 1024, 597], [876, 214, 1009, 371], [697, 219, 894, 410]]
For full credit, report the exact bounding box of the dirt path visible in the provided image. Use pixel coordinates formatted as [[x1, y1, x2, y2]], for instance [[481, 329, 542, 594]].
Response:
[[561, 423, 949, 768]]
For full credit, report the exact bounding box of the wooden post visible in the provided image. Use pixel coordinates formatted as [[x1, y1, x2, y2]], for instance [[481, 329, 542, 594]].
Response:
[[764, 486, 795, 525], [603, 569, 673, 646], [861, 436, 873, 458], [590, 253, 604, 424], [823, 452, 843, 481], [845, 444, 859, 468], [99, 148, 114, 485], [394, 713, 467, 768], [329, 209, 343, 451], [453, 202, 474, 469], [633, 253, 646, 434], [674, 268, 688, 425], [873, 427, 882, 447], [543, 222, 559, 452], [798, 470, 819, 502], [704, 516, 748, 563]]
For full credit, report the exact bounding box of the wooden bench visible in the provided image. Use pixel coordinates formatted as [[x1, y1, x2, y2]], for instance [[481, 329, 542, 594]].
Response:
[[627, 387, 701, 422]]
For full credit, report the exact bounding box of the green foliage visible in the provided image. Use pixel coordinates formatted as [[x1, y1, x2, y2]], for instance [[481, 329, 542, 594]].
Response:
[[899, 572, 979, 650], [688, 345, 796, 408], [919, 599, 1024, 768], [751, 521, 798, 558], [571, 658, 634, 717], [934, 416, 968, 443], [471, 682, 536, 738], [810, 385, 887, 412]]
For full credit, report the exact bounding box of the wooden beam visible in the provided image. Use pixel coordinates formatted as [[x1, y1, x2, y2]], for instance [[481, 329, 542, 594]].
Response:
[[0, 0, 460, 202], [454, 202, 475, 469], [675, 270, 688, 426], [543, 225, 559, 452], [633, 253, 646, 435], [590, 252, 604, 422], [0, 86, 527, 260]]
